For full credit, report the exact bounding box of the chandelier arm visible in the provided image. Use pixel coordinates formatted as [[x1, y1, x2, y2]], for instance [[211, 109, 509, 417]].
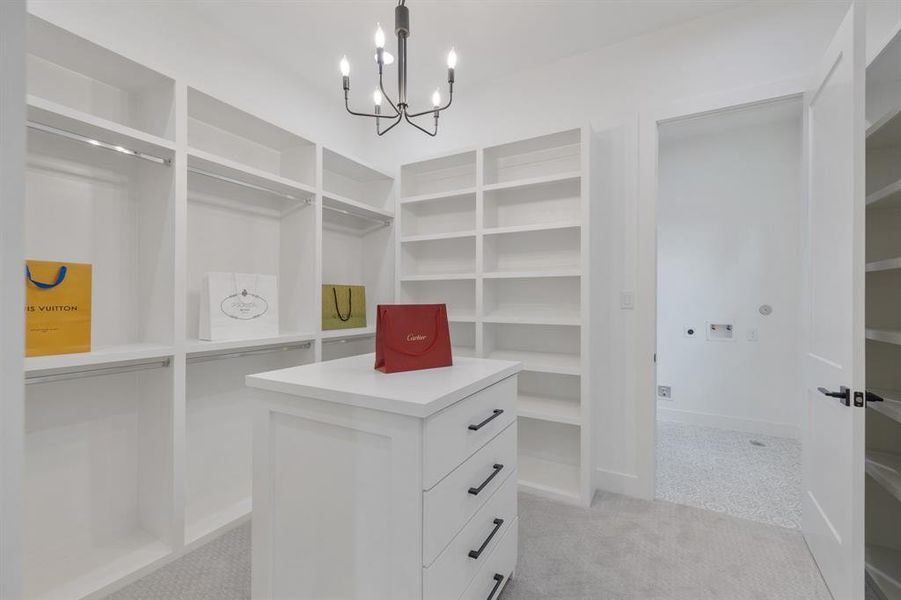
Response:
[[345, 93, 399, 119], [403, 111, 437, 137], [405, 88, 454, 118], [378, 71, 401, 115], [378, 114, 404, 136]]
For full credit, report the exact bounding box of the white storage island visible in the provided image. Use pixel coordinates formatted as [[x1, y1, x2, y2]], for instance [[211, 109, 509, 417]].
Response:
[[245, 353, 522, 600]]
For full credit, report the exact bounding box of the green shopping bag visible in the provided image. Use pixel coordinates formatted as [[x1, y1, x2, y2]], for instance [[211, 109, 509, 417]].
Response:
[[322, 284, 367, 330]]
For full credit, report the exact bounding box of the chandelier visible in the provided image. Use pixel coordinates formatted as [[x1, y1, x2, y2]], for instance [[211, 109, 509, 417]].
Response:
[[340, 0, 456, 136]]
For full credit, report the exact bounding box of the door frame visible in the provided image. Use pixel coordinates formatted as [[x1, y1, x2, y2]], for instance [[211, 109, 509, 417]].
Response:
[[634, 77, 808, 500]]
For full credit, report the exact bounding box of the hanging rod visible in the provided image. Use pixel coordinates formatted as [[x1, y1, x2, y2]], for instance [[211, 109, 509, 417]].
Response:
[[26, 121, 172, 166], [186, 341, 313, 365], [26, 357, 172, 385], [188, 166, 313, 204], [323, 204, 392, 228], [322, 334, 376, 344]]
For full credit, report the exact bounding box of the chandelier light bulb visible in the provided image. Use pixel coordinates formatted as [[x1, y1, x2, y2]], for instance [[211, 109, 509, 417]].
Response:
[[340, 56, 350, 77], [432, 89, 441, 108], [375, 23, 386, 49], [447, 47, 457, 69], [373, 89, 383, 106], [374, 51, 395, 66]]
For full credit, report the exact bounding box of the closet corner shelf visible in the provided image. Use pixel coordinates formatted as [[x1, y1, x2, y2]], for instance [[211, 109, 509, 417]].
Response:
[[867, 105, 901, 149], [482, 269, 582, 280], [867, 257, 901, 273], [400, 273, 477, 282], [185, 333, 316, 358], [866, 545, 901, 600], [867, 179, 901, 208], [24, 343, 175, 377], [400, 230, 477, 243], [517, 394, 581, 426], [319, 326, 376, 340], [866, 451, 901, 504], [187, 148, 316, 199], [322, 192, 394, 221], [486, 350, 581, 376], [482, 171, 581, 193], [399, 187, 477, 205], [867, 329, 901, 346], [482, 222, 581, 237], [869, 389, 901, 425], [27, 95, 176, 158], [517, 454, 581, 503]]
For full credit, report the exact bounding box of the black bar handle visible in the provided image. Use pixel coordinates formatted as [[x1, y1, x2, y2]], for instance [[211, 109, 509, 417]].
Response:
[[486, 573, 505, 600], [468, 464, 504, 496], [468, 409, 503, 431], [817, 386, 850, 406], [468, 518, 504, 559]]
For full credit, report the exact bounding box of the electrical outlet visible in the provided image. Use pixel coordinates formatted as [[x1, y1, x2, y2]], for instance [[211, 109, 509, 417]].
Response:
[[657, 385, 672, 399]]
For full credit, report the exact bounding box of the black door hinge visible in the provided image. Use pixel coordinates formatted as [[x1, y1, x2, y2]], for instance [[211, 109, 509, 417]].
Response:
[[854, 390, 864, 408]]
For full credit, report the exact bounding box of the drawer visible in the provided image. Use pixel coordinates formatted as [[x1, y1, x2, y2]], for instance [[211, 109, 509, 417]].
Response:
[[423, 471, 517, 600], [423, 375, 517, 489], [458, 520, 518, 600], [423, 422, 517, 566]]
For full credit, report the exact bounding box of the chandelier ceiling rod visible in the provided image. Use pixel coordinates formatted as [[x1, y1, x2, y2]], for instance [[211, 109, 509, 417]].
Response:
[[341, 0, 456, 137]]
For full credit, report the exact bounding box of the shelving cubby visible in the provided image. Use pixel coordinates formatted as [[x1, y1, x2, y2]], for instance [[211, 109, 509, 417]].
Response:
[[865, 25, 901, 600], [397, 126, 594, 505]]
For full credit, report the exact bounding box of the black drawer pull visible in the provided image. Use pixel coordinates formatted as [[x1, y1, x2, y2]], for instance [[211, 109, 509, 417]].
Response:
[[468, 409, 503, 431], [468, 518, 504, 559], [486, 573, 504, 600], [468, 464, 504, 495]]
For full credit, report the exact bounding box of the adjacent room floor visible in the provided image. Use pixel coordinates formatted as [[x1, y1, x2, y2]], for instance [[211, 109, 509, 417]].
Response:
[[105, 491, 830, 600], [656, 419, 803, 530]]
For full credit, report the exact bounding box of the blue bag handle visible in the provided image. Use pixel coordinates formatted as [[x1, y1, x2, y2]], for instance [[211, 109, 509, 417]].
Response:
[[26, 265, 68, 289]]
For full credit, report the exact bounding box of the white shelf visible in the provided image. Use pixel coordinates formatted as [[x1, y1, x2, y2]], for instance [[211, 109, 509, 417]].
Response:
[[399, 188, 477, 205], [27, 95, 175, 159], [518, 394, 581, 426], [518, 454, 581, 502], [26, 532, 170, 600], [483, 269, 582, 279], [323, 192, 394, 220], [185, 333, 316, 357], [868, 179, 901, 209], [868, 257, 901, 273], [320, 327, 376, 340], [25, 343, 174, 376], [483, 222, 581, 236], [452, 346, 476, 358], [869, 390, 901, 425], [401, 230, 476, 243], [867, 451, 901, 504], [483, 313, 580, 327], [483, 171, 581, 193], [185, 497, 251, 546], [400, 273, 477, 282], [868, 106, 901, 149], [486, 350, 581, 376], [867, 545, 901, 600], [448, 314, 478, 323], [868, 329, 901, 345], [188, 147, 316, 201]]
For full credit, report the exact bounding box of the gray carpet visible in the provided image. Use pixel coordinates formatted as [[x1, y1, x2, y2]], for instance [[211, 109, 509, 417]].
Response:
[[656, 420, 802, 530], [106, 491, 831, 600]]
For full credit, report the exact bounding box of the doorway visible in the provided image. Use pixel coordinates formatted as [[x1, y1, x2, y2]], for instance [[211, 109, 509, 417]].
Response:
[[653, 98, 805, 529]]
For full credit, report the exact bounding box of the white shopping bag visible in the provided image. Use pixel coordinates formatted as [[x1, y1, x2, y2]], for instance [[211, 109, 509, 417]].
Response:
[[199, 272, 279, 340]]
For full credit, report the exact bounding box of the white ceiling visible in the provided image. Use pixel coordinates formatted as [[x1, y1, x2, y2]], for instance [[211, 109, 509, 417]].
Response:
[[180, 0, 750, 110]]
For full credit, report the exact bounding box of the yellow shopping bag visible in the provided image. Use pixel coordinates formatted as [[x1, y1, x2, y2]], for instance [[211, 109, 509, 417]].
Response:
[[25, 260, 92, 357], [322, 284, 367, 330]]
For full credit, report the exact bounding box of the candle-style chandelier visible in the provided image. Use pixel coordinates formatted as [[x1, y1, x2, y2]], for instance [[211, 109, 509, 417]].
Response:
[[340, 0, 456, 137]]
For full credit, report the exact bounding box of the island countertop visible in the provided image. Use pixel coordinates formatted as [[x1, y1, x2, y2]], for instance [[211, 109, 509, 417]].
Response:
[[245, 353, 521, 418]]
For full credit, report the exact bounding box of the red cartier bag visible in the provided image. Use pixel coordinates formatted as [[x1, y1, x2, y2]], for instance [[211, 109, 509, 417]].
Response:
[[374, 304, 453, 374]]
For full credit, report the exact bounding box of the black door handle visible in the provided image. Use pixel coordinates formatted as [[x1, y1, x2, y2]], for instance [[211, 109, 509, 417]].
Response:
[[866, 391, 885, 403], [817, 386, 850, 407], [469, 464, 504, 495], [468, 409, 503, 431], [486, 573, 505, 600], [468, 518, 504, 559]]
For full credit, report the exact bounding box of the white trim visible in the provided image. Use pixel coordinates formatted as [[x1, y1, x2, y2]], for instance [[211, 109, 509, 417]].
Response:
[[593, 468, 644, 499], [656, 406, 801, 440]]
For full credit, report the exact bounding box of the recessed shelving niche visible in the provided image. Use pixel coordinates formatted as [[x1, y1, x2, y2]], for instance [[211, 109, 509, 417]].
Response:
[[399, 279, 476, 322], [401, 236, 476, 278], [484, 226, 581, 274], [483, 129, 581, 185], [484, 175, 581, 229], [483, 275, 580, 325], [401, 192, 476, 238], [401, 150, 477, 199]]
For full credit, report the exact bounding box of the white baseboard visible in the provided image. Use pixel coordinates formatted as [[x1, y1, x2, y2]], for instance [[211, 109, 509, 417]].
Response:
[[656, 406, 800, 439], [593, 468, 650, 500]]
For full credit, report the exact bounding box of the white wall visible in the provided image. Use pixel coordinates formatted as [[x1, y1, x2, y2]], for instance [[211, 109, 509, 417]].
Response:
[[656, 102, 803, 439]]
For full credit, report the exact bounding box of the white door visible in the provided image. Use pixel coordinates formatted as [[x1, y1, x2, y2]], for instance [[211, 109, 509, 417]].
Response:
[[801, 4, 866, 599]]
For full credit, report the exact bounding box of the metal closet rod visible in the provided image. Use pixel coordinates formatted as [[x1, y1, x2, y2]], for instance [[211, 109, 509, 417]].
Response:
[[188, 166, 313, 205], [322, 204, 391, 227], [186, 341, 313, 364], [26, 121, 172, 166], [26, 357, 172, 385], [322, 334, 375, 344]]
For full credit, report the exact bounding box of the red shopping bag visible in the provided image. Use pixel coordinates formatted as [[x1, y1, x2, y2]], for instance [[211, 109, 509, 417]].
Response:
[[374, 304, 453, 373]]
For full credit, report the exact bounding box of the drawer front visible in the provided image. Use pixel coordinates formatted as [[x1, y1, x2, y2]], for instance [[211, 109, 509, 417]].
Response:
[[458, 521, 518, 600], [423, 375, 517, 489], [423, 471, 517, 600], [423, 422, 517, 566]]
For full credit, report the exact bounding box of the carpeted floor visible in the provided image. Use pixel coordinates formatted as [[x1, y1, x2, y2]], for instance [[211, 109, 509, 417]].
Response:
[[655, 420, 803, 529], [106, 491, 831, 600]]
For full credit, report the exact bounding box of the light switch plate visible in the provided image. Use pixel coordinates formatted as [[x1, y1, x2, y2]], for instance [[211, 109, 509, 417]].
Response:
[[620, 291, 635, 310]]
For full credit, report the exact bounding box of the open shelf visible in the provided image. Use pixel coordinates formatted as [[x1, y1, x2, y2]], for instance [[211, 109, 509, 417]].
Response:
[[484, 275, 580, 326], [185, 333, 315, 358], [869, 106, 901, 150], [449, 322, 476, 359], [869, 257, 901, 272], [486, 349, 581, 376], [319, 327, 376, 340], [323, 193, 394, 235], [25, 343, 174, 377], [516, 371, 581, 426], [483, 129, 581, 186], [518, 417, 582, 502], [400, 236, 476, 278], [868, 451, 901, 504], [483, 173, 581, 231], [188, 88, 315, 188], [868, 178, 901, 209], [483, 269, 581, 280], [27, 16, 175, 142], [401, 151, 476, 199], [869, 329, 901, 346], [323, 148, 394, 213], [24, 367, 174, 599], [399, 278, 476, 323], [870, 390, 901, 426], [399, 188, 478, 205], [867, 545, 901, 600], [483, 222, 581, 236], [518, 395, 581, 426], [484, 227, 581, 274], [482, 171, 582, 193], [401, 191, 475, 238]]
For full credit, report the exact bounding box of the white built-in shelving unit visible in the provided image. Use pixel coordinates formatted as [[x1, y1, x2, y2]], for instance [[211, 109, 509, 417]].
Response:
[[397, 127, 595, 506], [21, 16, 394, 599], [865, 22, 901, 600]]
